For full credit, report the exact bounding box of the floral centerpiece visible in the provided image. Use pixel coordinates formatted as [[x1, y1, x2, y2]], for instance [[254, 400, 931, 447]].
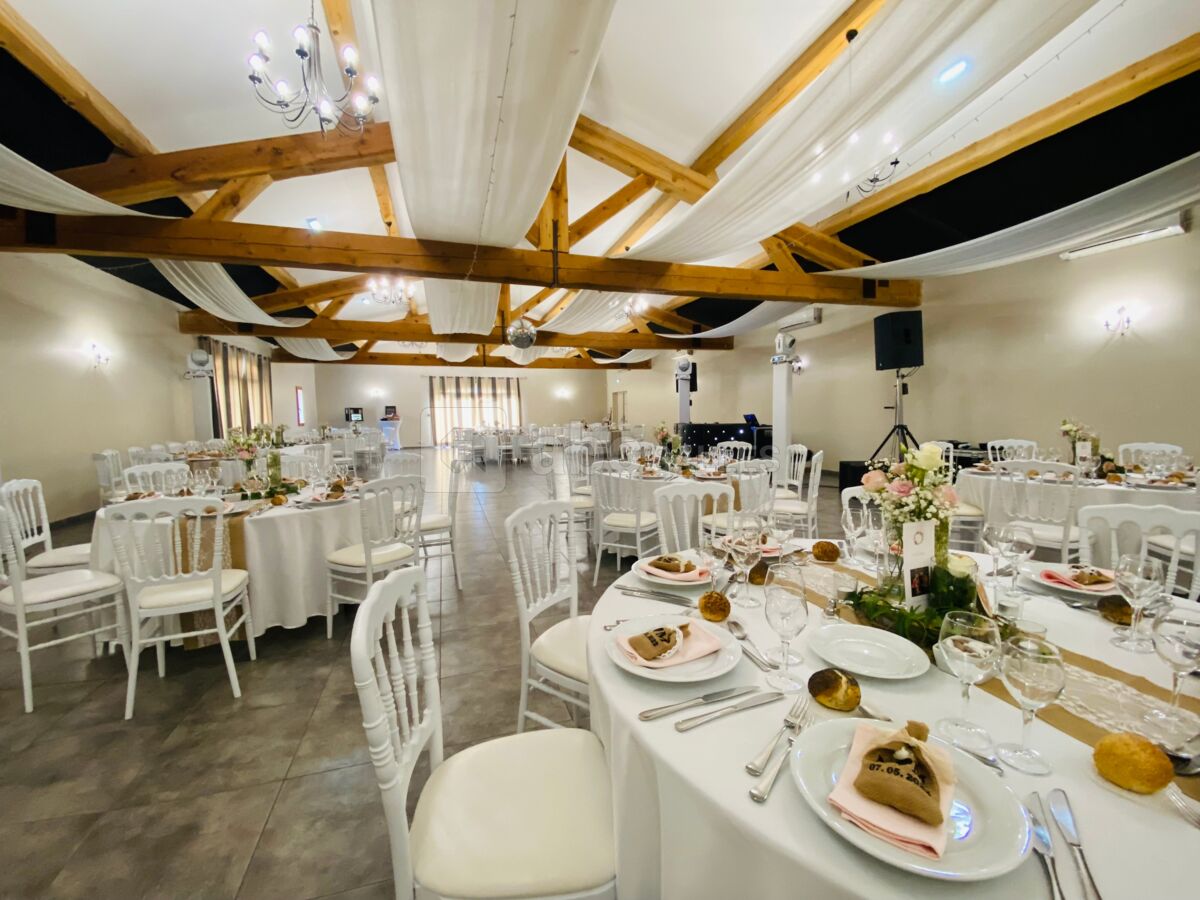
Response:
[[848, 553, 981, 651], [860, 442, 958, 568], [1060, 418, 1100, 465], [224, 429, 258, 476]]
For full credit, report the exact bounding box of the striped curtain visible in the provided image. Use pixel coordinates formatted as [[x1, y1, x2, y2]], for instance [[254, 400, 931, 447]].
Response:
[[427, 376, 522, 444], [201, 338, 273, 437]]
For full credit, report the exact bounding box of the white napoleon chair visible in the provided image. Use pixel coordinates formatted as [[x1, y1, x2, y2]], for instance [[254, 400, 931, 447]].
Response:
[[383, 450, 423, 479], [326, 474, 423, 638], [987, 439, 1038, 462], [591, 468, 660, 585], [165, 442, 185, 454], [92, 449, 126, 501], [101, 496, 256, 719], [565, 443, 593, 496], [123, 462, 191, 495], [840, 485, 874, 513], [205, 438, 226, 451], [351, 566, 615, 900], [1117, 442, 1185, 466], [717, 440, 753, 462], [699, 470, 770, 535], [279, 454, 318, 481], [729, 460, 777, 513], [1078, 504, 1200, 603], [184, 440, 203, 453], [127, 446, 148, 465], [991, 462, 1082, 562], [0, 479, 92, 574], [929, 441, 984, 548], [773, 449, 824, 537], [417, 460, 465, 590], [655, 480, 733, 553], [546, 457, 594, 558], [506, 499, 591, 731], [777, 443, 809, 500], [0, 506, 124, 713], [618, 440, 640, 463]]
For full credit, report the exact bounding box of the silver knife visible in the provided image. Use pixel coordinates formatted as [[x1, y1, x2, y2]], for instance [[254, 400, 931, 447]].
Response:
[[1047, 788, 1104, 900], [1028, 792, 1065, 900], [638, 685, 759, 721], [618, 588, 697, 607], [675, 691, 784, 732]]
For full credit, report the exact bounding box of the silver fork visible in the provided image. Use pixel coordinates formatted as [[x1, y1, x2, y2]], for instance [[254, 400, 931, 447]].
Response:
[[746, 695, 808, 776], [749, 701, 812, 803], [1165, 784, 1200, 829]]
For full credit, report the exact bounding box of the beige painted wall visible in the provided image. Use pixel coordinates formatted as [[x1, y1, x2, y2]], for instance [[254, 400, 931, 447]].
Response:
[[609, 224, 1200, 468], [0, 254, 195, 519], [312, 364, 609, 446], [270, 362, 319, 429]]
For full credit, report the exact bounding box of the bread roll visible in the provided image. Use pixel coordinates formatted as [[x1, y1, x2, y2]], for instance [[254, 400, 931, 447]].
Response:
[[812, 540, 840, 562], [809, 668, 861, 711], [1093, 732, 1174, 794]]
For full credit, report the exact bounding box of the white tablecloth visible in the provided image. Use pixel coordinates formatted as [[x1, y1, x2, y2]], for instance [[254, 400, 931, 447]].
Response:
[[587, 543, 1198, 899], [483, 434, 501, 463], [280, 442, 333, 470], [956, 470, 1199, 522]]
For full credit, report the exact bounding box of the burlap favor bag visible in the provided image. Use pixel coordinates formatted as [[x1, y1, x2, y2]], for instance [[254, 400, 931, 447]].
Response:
[[852, 721, 955, 825]]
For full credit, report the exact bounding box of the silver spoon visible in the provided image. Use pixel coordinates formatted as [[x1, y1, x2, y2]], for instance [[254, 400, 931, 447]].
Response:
[[726, 619, 779, 669]]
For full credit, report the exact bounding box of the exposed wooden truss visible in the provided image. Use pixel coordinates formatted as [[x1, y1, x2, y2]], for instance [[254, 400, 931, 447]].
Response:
[[190, 175, 273, 221], [567, 174, 654, 246], [529, 155, 569, 250], [816, 32, 1200, 235], [0, 212, 920, 307], [275, 350, 651, 370], [178, 311, 733, 350]]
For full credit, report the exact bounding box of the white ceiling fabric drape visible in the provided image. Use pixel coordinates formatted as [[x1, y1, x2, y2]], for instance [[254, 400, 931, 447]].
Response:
[[663, 301, 813, 340], [371, 0, 615, 333], [626, 0, 1096, 264], [151, 260, 304, 329], [826, 152, 1200, 279], [594, 350, 660, 365], [274, 337, 357, 362], [436, 344, 479, 363], [0, 143, 167, 217], [539, 291, 627, 334]]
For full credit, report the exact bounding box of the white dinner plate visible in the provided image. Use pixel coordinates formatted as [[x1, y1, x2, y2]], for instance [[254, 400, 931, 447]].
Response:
[[807, 624, 930, 680], [1137, 481, 1193, 491], [299, 496, 348, 508], [789, 718, 1031, 881], [1019, 562, 1119, 598], [633, 550, 711, 589], [604, 615, 741, 683]]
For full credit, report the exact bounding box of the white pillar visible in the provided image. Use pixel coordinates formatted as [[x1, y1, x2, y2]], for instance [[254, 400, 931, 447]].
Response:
[[771, 360, 791, 462], [191, 377, 215, 441]]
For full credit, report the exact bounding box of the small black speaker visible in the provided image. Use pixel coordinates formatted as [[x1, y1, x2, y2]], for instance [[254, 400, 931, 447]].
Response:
[[873, 311, 924, 370]]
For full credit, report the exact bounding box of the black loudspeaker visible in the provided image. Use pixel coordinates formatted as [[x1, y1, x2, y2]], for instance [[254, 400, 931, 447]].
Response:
[[873, 311, 924, 370]]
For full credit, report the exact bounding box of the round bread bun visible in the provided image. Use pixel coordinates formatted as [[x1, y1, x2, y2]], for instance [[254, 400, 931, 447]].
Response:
[[812, 540, 840, 563], [808, 667, 861, 711], [270, 494, 287, 506], [1093, 732, 1174, 794], [698, 590, 730, 623]]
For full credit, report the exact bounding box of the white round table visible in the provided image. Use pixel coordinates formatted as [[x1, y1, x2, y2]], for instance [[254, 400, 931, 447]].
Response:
[[956, 470, 1199, 522], [586, 543, 1198, 899]]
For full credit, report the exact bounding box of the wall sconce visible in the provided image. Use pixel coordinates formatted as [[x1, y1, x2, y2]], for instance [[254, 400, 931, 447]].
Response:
[[89, 342, 112, 369], [553, 386, 573, 400], [1104, 306, 1132, 336], [368, 387, 383, 398]]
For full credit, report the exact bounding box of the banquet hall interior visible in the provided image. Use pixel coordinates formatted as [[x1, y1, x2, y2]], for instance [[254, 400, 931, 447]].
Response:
[[1, 0, 1199, 897]]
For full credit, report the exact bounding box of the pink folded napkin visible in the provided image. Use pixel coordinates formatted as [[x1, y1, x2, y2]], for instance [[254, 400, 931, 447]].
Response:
[[617, 624, 722, 668], [636, 560, 711, 582], [827, 723, 954, 859], [1040, 568, 1116, 593]]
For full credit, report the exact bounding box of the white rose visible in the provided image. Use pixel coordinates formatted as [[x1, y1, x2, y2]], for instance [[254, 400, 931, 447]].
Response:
[[909, 442, 944, 471], [946, 554, 977, 579]]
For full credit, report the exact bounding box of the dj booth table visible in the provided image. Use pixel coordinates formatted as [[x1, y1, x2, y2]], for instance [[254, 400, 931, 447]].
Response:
[[678, 422, 773, 457]]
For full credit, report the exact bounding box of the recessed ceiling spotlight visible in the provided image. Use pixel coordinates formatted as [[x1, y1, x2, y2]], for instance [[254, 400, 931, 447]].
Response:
[[938, 59, 969, 84], [841, 172, 850, 184], [882, 132, 893, 145], [305, 217, 322, 232], [848, 132, 859, 146]]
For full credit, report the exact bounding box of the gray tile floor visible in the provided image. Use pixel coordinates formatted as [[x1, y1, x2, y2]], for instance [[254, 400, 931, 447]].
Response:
[[2, 454, 843, 898]]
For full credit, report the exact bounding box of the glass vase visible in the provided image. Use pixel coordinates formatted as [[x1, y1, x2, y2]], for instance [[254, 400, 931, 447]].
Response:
[[267, 450, 282, 488]]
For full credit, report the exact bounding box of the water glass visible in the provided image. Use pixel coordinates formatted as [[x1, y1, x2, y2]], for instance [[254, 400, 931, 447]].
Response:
[[727, 517, 763, 608], [936, 611, 1001, 751], [980, 523, 1005, 587], [840, 506, 865, 560], [1144, 607, 1200, 748], [1112, 554, 1164, 653], [996, 636, 1066, 775], [997, 524, 1036, 617], [763, 563, 808, 692]]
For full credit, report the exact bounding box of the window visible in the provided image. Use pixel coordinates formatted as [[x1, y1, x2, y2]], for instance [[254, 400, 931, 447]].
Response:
[[200, 338, 273, 437], [428, 376, 522, 443], [295, 386, 306, 426]]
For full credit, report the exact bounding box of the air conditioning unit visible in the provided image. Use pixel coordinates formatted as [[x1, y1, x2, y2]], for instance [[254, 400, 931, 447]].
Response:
[[778, 305, 823, 331], [184, 348, 214, 379]]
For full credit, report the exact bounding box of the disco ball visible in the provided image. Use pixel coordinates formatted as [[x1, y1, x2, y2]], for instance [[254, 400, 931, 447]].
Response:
[[507, 318, 537, 350]]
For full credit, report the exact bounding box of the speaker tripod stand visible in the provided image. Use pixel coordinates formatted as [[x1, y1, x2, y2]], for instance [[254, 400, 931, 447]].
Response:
[[871, 368, 920, 459]]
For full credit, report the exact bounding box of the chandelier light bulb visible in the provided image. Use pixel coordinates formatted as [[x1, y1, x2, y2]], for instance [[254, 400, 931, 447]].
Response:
[[253, 30, 271, 52], [274, 79, 290, 96], [342, 45, 358, 67], [367, 278, 378, 291], [248, 53, 266, 72], [352, 93, 370, 116], [293, 25, 310, 47], [318, 98, 334, 119], [366, 75, 381, 95]]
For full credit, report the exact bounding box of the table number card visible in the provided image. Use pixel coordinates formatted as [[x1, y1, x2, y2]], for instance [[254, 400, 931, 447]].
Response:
[[1075, 440, 1092, 462], [902, 520, 935, 609]]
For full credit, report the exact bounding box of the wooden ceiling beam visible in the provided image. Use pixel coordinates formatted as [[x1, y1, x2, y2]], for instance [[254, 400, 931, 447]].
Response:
[[760, 235, 806, 274], [190, 174, 273, 221], [317, 295, 355, 319], [535, 290, 581, 325], [179, 311, 735, 350], [568, 174, 655, 245], [530, 154, 569, 250], [569, 115, 715, 202], [367, 165, 400, 236], [252, 274, 371, 313], [0, 213, 919, 306], [816, 33, 1200, 235], [277, 350, 651, 370], [639, 305, 702, 334], [511, 286, 558, 319]]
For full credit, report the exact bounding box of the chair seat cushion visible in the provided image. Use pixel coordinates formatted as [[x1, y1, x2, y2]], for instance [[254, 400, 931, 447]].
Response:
[[419, 513, 452, 532], [0, 568, 121, 608], [774, 487, 799, 500], [530, 615, 590, 684], [137, 569, 249, 610], [27, 543, 92, 570], [952, 501, 985, 518], [326, 541, 415, 568], [1147, 532, 1197, 555], [571, 496, 594, 510], [602, 511, 656, 529], [573, 485, 593, 495], [411, 729, 614, 899], [699, 512, 734, 530], [774, 499, 810, 515], [1009, 520, 1081, 546]]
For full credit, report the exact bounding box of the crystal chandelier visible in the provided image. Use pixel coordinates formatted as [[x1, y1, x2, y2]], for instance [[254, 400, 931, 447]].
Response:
[[856, 156, 900, 196], [366, 276, 412, 316], [245, 2, 380, 135]]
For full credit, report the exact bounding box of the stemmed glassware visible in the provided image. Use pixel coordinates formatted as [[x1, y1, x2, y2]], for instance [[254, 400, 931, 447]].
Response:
[[861, 504, 886, 573], [726, 516, 763, 608], [936, 610, 1002, 751], [699, 535, 728, 596], [995, 635, 1066, 774], [763, 563, 808, 692], [997, 524, 1036, 617], [980, 523, 1005, 590], [1144, 607, 1200, 748], [766, 512, 793, 550], [1112, 554, 1164, 653], [840, 505, 866, 562]]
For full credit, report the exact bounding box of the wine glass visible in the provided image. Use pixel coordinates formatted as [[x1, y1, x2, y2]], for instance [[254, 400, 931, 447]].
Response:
[[1144, 607, 1200, 748], [766, 512, 793, 550], [699, 535, 728, 595], [763, 563, 808, 692], [839, 506, 864, 561], [998, 524, 1036, 617], [980, 523, 1005, 590], [862, 504, 886, 572], [936, 611, 1002, 751], [727, 516, 763, 608], [1112, 555, 1164, 653], [996, 635, 1066, 774]]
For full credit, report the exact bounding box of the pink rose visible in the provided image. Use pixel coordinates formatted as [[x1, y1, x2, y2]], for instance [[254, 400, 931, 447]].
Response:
[[935, 485, 959, 506], [886, 479, 914, 497], [861, 470, 888, 492], [236, 449, 254, 461], [889, 462, 907, 476]]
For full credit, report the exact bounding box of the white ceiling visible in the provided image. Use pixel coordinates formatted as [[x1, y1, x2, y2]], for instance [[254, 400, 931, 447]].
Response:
[[11, 0, 1199, 308]]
